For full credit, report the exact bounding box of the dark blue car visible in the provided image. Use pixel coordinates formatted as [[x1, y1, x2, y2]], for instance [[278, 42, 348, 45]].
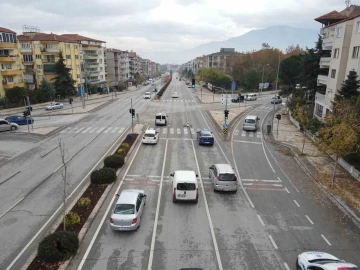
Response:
[[5, 115, 34, 125], [197, 129, 214, 146]]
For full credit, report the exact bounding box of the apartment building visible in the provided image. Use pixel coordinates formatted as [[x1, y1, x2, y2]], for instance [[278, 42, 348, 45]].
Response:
[[128, 51, 138, 79], [0, 27, 25, 98], [188, 55, 207, 74], [206, 48, 237, 74], [61, 34, 106, 87], [17, 31, 81, 91], [314, 4, 360, 119], [105, 48, 130, 84], [141, 59, 150, 77]]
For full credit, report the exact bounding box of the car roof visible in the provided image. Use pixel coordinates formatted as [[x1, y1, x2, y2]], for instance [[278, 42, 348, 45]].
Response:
[[116, 189, 144, 205], [245, 115, 258, 120], [145, 92, 151, 94], [214, 164, 234, 173], [6, 115, 22, 118], [174, 170, 197, 182]]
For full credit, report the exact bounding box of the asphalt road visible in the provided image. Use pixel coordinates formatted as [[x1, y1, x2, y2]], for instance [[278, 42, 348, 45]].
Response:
[[0, 80, 162, 269]]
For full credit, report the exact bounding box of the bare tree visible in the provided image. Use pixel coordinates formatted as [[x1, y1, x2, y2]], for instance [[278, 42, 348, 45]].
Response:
[[58, 139, 72, 231]]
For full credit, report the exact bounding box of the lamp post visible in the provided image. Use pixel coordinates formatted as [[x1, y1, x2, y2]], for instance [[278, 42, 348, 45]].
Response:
[[271, 52, 281, 131], [260, 64, 269, 98]]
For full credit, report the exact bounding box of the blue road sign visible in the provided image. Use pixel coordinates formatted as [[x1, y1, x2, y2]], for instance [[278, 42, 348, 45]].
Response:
[[223, 124, 228, 129], [231, 80, 236, 91]]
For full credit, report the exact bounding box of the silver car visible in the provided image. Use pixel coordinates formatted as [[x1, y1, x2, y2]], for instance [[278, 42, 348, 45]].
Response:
[[109, 189, 146, 231], [209, 164, 238, 192], [0, 119, 19, 131], [45, 102, 64, 110]]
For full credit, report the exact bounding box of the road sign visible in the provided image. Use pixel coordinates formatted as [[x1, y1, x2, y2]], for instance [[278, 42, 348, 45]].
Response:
[[223, 128, 228, 135], [231, 80, 236, 91], [221, 94, 232, 105], [223, 124, 228, 129]]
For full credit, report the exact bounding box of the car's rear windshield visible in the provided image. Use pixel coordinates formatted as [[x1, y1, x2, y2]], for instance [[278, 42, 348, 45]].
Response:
[[201, 131, 212, 137], [177, 183, 196, 190], [156, 116, 162, 119], [145, 92, 150, 94], [144, 133, 155, 137], [219, 173, 236, 181], [114, 204, 135, 214], [245, 119, 255, 124]]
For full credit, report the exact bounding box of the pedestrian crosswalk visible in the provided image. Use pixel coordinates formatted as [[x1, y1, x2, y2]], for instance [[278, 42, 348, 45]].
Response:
[[125, 98, 195, 103], [233, 130, 262, 138], [256, 105, 276, 111]]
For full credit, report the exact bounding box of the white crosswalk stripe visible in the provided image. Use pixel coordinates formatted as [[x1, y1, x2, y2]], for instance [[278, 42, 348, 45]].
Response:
[[257, 132, 262, 137], [103, 127, 111, 133], [89, 127, 97, 133], [163, 128, 167, 134], [249, 132, 253, 137], [118, 127, 125, 133], [75, 127, 85, 133], [191, 128, 195, 135], [81, 127, 92, 133], [111, 127, 119, 133], [170, 128, 174, 134], [184, 128, 188, 134], [97, 127, 105, 133], [176, 128, 181, 134]]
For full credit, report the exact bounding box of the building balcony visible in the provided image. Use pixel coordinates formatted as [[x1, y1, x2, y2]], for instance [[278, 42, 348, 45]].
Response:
[[22, 60, 34, 65], [20, 47, 32, 53], [0, 55, 17, 62], [83, 53, 98, 59], [315, 92, 326, 104], [87, 78, 100, 83], [83, 46, 98, 51], [85, 70, 100, 74], [1, 69, 22, 76], [85, 63, 99, 68], [2, 80, 25, 89], [319, 57, 331, 68], [41, 47, 60, 53], [24, 67, 35, 74], [44, 64, 56, 73], [317, 74, 328, 85], [0, 42, 17, 49]]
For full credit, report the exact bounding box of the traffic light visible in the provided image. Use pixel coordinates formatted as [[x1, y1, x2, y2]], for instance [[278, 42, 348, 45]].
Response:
[[276, 114, 281, 120], [192, 78, 195, 88], [224, 110, 229, 120], [23, 110, 30, 117], [132, 109, 135, 118]]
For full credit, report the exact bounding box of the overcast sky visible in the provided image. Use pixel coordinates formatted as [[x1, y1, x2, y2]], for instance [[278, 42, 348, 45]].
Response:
[[0, 0, 350, 63]]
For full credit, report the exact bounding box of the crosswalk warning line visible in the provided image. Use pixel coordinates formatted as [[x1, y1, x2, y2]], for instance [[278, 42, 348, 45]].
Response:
[[82, 127, 93, 133], [111, 127, 119, 133], [191, 128, 195, 134], [97, 127, 105, 133], [75, 127, 85, 133], [89, 127, 97, 133], [103, 128, 111, 133], [176, 128, 181, 134], [241, 131, 246, 137], [163, 128, 167, 134], [184, 128, 188, 134], [118, 127, 125, 133], [170, 128, 174, 134]]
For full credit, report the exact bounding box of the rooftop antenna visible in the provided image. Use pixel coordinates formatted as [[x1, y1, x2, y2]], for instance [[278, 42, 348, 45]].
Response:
[[345, 0, 351, 9]]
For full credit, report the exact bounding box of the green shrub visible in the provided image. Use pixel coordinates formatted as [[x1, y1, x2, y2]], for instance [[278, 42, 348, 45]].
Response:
[[78, 197, 91, 208], [64, 211, 80, 226], [38, 231, 79, 264], [120, 143, 130, 151], [91, 167, 116, 185], [117, 148, 126, 156], [343, 153, 360, 171], [104, 154, 124, 169]]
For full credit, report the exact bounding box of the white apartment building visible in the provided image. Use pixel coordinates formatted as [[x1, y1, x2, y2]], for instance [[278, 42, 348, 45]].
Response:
[[314, 5, 360, 119], [206, 48, 237, 74], [61, 34, 106, 87]]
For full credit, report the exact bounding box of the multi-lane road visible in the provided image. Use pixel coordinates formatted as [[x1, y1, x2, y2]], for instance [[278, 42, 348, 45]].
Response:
[[1, 74, 360, 270]]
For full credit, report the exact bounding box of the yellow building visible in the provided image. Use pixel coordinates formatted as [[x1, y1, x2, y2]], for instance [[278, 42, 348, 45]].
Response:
[[0, 27, 25, 98], [17, 31, 81, 91]]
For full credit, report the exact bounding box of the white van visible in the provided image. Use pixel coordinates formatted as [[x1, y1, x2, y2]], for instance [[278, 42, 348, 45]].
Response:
[[171, 170, 198, 203], [243, 115, 260, 131], [245, 93, 257, 101], [155, 112, 167, 126]]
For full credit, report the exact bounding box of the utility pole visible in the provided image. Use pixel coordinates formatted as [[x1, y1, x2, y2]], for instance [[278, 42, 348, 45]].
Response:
[[261, 65, 265, 99], [131, 98, 133, 133], [26, 96, 33, 130], [271, 53, 281, 131], [225, 90, 228, 125], [24, 98, 30, 133]]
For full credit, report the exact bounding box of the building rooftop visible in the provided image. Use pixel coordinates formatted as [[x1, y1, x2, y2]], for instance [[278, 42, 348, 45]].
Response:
[[60, 34, 105, 43], [128, 52, 136, 57], [0, 27, 16, 34], [17, 33, 75, 42], [316, 5, 360, 28]]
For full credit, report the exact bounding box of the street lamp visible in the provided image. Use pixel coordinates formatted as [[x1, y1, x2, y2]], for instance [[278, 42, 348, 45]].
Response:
[[271, 51, 281, 131], [261, 64, 269, 97]]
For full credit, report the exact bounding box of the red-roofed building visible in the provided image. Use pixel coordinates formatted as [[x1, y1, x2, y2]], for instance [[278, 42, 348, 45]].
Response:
[[0, 27, 25, 97], [314, 4, 360, 120], [61, 34, 106, 86]]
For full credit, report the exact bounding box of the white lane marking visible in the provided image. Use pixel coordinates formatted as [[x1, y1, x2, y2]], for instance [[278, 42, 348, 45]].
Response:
[[170, 128, 174, 134], [321, 234, 332, 246], [103, 127, 111, 133], [0, 197, 25, 220], [60, 128, 71, 133], [268, 235, 278, 249], [284, 187, 290, 193], [190, 128, 195, 134], [305, 215, 314, 225], [277, 177, 282, 182], [118, 127, 125, 134], [162, 128, 167, 134], [184, 128, 188, 134], [284, 262, 291, 270], [88, 127, 97, 133], [96, 127, 105, 133], [257, 132, 262, 137], [7, 125, 131, 270], [294, 200, 300, 207], [262, 140, 300, 193], [147, 139, 168, 270], [241, 131, 246, 136], [176, 128, 181, 134], [191, 140, 223, 270], [111, 127, 119, 133], [242, 179, 280, 182], [233, 140, 262, 144], [77, 126, 141, 270], [257, 215, 265, 226], [260, 123, 275, 173], [81, 127, 92, 133], [74, 127, 85, 133]]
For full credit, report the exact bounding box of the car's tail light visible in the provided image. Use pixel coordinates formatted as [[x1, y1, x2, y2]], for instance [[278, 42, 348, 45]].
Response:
[[173, 188, 176, 195], [216, 175, 220, 184], [196, 188, 199, 197], [154, 136, 156, 139], [143, 136, 145, 139], [132, 218, 138, 224], [109, 217, 113, 223], [234, 175, 237, 182]]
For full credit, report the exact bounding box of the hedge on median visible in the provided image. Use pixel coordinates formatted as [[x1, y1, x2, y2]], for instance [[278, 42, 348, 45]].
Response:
[[90, 167, 117, 185], [104, 154, 124, 169]]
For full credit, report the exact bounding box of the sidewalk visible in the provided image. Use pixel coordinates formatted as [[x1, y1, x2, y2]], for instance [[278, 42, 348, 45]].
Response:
[[270, 110, 360, 223]]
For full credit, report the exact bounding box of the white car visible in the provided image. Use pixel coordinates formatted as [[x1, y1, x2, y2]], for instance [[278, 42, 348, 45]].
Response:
[[144, 92, 151, 99], [45, 102, 63, 110], [172, 92, 179, 98], [296, 251, 359, 270], [142, 129, 159, 144], [0, 119, 19, 131]]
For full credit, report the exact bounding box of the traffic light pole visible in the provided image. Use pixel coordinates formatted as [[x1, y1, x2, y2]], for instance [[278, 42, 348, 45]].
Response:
[[131, 98, 133, 133], [24, 98, 30, 133], [27, 96, 33, 130]]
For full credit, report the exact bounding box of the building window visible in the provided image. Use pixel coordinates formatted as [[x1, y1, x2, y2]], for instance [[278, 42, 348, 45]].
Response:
[[36, 54, 41, 59], [77, 74, 80, 78], [315, 104, 323, 118], [352, 46, 360, 58], [100, 67, 103, 71], [23, 54, 33, 62], [99, 59, 102, 64], [66, 44, 70, 49], [1, 33, 16, 43], [37, 65, 43, 69], [357, 21, 360, 33], [66, 55, 71, 59], [333, 48, 339, 58], [331, 69, 336, 78], [2, 63, 12, 69], [75, 55, 79, 59], [337, 26, 343, 37], [21, 43, 31, 49], [100, 75, 103, 79], [75, 45, 78, 49]]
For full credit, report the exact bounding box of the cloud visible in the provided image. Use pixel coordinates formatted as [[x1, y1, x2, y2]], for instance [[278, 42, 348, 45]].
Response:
[[175, 0, 205, 6]]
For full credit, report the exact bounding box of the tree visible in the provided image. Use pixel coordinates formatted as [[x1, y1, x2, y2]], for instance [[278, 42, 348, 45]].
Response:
[[38, 77, 56, 101], [243, 68, 261, 90], [5, 86, 27, 104], [279, 54, 303, 86], [319, 100, 360, 188], [52, 51, 76, 99], [335, 70, 360, 102], [293, 103, 312, 153]]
